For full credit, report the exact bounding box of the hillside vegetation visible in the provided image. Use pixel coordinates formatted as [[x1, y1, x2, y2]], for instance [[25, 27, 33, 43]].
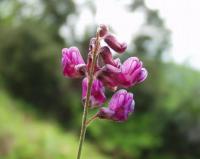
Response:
[[0, 91, 109, 159]]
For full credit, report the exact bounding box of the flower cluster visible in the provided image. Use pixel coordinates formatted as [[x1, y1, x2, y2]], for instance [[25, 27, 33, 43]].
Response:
[[61, 24, 148, 122]]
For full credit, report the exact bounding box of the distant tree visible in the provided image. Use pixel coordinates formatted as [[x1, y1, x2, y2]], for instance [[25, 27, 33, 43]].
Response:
[[0, 0, 81, 124], [130, 0, 170, 60]]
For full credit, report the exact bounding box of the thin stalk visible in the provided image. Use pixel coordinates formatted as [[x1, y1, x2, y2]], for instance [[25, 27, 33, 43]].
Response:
[[76, 31, 100, 159], [86, 114, 98, 126]]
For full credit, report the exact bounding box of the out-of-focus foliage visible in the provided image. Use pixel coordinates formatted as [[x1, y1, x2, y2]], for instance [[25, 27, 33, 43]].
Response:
[[88, 63, 200, 159], [0, 0, 82, 125], [130, 0, 170, 60], [0, 0, 200, 159], [0, 90, 109, 159]]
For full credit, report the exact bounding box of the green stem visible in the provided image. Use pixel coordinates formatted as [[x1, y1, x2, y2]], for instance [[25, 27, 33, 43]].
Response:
[[76, 31, 100, 159], [86, 114, 98, 126]]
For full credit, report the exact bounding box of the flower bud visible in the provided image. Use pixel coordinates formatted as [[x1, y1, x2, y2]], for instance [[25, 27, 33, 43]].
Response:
[[104, 34, 127, 53], [89, 38, 96, 52], [99, 24, 109, 37], [82, 78, 106, 108], [97, 89, 134, 122], [62, 47, 86, 78], [99, 46, 118, 67]]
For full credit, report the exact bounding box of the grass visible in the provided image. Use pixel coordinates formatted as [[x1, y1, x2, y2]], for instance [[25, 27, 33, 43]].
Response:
[[0, 91, 109, 159]]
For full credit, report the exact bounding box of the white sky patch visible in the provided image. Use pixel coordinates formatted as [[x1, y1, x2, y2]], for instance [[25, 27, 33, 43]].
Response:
[[145, 0, 200, 70], [75, 8, 94, 38], [68, 0, 200, 70], [95, 0, 144, 44]]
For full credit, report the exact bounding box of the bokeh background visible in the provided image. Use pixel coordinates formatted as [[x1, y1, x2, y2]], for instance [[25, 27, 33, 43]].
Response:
[[0, 0, 200, 159]]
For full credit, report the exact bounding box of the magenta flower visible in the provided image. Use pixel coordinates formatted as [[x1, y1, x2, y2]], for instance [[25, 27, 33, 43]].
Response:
[[97, 57, 147, 89], [117, 57, 148, 88], [104, 33, 127, 53], [82, 77, 106, 108], [97, 89, 134, 122], [62, 47, 86, 78]]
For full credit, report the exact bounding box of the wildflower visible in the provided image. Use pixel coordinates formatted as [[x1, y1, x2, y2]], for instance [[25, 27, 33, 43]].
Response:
[[62, 47, 86, 78], [117, 57, 148, 88], [97, 57, 147, 89], [97, 89, 134, 122], [82, 77, 106, 108]]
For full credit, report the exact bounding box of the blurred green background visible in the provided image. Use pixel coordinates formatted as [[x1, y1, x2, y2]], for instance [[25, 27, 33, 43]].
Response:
[[0, 0, 200, 159]]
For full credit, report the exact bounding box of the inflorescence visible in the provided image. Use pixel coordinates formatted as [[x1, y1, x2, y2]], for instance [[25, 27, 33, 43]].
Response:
[[61, 24, 148, 122]]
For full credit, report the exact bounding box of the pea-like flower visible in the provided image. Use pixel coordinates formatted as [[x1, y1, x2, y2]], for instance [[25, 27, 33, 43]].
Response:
[[97, 89, 134, 122], [82, 78, 106, 108], [97, 57, 147, 89], [62, 47, 86, 78], [117, 57, 148, 88]]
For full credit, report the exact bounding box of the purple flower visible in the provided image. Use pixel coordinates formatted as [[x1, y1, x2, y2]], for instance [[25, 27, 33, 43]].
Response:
[[62, 47, 86, 78], [117, 57, 148, 88], [82, 78, 106, 108], [97, 89, 134, 122], [97, 57, 147, 89], [104, 33, 127, 53]]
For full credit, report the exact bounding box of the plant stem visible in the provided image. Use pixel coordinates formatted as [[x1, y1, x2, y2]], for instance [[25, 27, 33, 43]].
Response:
[[86, 114, 98, 126], [76, 31, 100, 159]]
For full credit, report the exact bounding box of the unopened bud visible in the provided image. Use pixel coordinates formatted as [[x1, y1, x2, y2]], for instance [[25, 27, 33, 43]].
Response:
[[104, 34, 127, 53], [89, 38, 96, 52], [99, 46, 117, 66], [99, 24, 109, 37]]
